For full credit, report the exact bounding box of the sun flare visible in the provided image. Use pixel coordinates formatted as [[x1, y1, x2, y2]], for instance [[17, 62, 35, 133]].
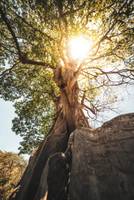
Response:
[[68, 35, 93, 62]]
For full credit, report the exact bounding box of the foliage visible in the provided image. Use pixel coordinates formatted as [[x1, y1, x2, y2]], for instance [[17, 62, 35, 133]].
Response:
[[0, 0, 134, 153], [0, 151, 27, 200]]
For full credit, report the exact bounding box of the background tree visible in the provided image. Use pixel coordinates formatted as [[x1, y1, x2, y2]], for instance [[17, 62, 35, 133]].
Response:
[[0, 151, 26, 200], [0, 0, 134, 199]]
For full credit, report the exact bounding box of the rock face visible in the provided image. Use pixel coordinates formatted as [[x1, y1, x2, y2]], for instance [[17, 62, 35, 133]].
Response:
[[69, 113, 134, 200]]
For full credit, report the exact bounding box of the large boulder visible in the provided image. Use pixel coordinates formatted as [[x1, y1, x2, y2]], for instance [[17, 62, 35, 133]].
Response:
[[69, 113, 134, 200]]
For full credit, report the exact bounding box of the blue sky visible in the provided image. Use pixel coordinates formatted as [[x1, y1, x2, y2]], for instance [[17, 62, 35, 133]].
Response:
[[0, 85, 134, 155], [94, 85, 134, 126], [0, 100, 22, 153]]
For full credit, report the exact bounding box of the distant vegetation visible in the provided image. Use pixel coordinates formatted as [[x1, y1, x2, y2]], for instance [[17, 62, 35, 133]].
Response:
[[0, 151, 27, 200]]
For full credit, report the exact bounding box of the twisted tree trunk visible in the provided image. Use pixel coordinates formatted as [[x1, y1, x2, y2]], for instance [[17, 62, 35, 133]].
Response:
[[9, 63, 89, 200], [9, 63, 134, 200]]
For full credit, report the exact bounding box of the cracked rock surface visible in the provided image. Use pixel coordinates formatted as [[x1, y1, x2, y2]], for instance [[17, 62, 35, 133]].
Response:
[[69, 113, 134, 200]]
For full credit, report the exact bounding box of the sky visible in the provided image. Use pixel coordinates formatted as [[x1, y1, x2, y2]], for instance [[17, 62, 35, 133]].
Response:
[[0, 84, 134, 155], [0, 99, 22, 153]]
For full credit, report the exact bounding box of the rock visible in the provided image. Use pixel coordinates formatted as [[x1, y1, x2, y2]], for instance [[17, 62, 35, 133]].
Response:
[[69, 113, 134, 200], [47, 152, 70, 200]]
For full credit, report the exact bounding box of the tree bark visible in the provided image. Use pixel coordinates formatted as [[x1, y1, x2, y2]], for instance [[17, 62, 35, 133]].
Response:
[[9, 63, 89, 200]]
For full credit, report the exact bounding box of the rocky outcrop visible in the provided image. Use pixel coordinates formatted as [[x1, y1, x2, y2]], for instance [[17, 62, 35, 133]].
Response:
[[69, 113, 134, 200]]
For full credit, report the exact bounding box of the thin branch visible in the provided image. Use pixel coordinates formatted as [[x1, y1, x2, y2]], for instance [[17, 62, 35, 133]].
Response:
[[0, 7, 22, 58], [62, 1, 86, 17], [0, 61, 20, 78], [83, 104, 96, 115]]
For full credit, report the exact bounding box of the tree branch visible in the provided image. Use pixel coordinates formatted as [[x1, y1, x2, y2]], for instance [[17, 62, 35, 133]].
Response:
[[0, 7, 22, 58], [0, 7, 53, 69]]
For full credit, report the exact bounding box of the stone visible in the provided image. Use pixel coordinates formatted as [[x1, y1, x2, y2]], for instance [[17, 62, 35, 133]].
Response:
[[69, 113, 134, 200]]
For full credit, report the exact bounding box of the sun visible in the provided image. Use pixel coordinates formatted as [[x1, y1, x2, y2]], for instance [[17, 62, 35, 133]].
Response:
[[67, 35, 93, 62]]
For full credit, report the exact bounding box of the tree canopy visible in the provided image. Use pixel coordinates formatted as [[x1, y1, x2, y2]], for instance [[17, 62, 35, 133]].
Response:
[[0, 0, 134, 154]]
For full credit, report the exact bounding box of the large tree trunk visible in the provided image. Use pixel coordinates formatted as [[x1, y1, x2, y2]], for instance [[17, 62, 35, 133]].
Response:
[[9, 63, 89, 200], [9, 62, 134, 200], [10, 62, 134, 200]]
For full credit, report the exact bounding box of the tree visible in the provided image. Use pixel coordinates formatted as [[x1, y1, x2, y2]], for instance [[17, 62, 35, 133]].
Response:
[[0, 0, 134, 199], [0, 151, 26, 200], [0, 0, 133, 154]]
